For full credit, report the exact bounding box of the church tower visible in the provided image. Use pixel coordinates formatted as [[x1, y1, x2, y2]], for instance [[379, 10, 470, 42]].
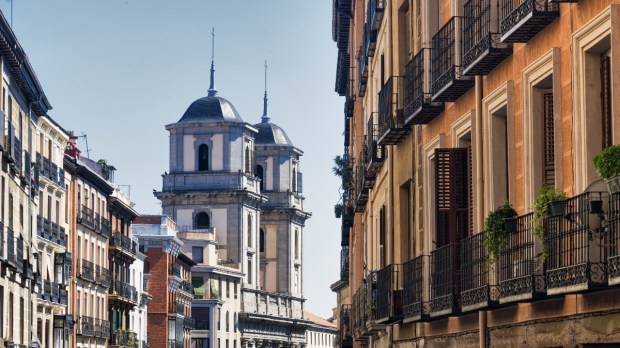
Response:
[[155, 31, 265, 289], [253, 62, 311, 297]]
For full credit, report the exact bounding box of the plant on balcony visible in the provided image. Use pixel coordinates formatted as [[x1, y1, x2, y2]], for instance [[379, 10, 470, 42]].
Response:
[[333, 155, 354, 193], [484, 202, 517, 265], [533, 184, 567, 264], [593, 144, 620, 194]]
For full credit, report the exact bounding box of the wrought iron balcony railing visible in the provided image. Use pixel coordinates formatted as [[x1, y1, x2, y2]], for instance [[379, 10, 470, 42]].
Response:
[[354, 162, 369, 212], [429, 243, 460, 317], [171, 264, 181, 278], [358, 46, 368, 97], [367, 0, 384, 32], [364, 113, 385, 176], [80, 316, 95, 337], [499, 212, 545, 303], [351, 271, 379, 338], [431, 17, 474, 102], [376, 264, 403, 324], [462, 0, 512, 75], [79, 205, 95, 229], [111, 329, 138, 347], [195, 320, 210, 331], [80, 259, 95, 282], [403, 49, 444, 125], [546, 191, 608, 295], [97, 267, 112, 288], [460, 231, 498, 311], [402, 255, 428, 322], [378, 76, 407, 145], [101, 217, 112, 238], [609, 193, 620, 284], [338, 304, 352, 347], [340, 246, 349, 282], [111, 280, 138, 304], [363, 22, 378, 59], [184, 317, 195, 329], [500, 0, 559, 43], [111, 233, 137, 256]]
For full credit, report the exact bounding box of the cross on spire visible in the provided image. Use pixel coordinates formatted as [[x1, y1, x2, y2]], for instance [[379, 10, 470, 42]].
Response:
[[208, 27, 217, 97], [262, 60, 270, 123]]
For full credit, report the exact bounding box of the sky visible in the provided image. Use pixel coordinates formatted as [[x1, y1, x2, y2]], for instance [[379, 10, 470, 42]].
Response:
[[3, 1, 344, 318]]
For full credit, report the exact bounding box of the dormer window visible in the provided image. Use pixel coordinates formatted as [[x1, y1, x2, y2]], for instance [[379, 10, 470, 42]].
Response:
[[195, 212, 210, 229], [198, 144, 209, 171]]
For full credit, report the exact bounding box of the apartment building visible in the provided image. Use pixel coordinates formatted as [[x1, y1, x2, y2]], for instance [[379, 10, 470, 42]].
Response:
[[333, 0, 620, 347], [133, 215, 196, 348], [0, 9, 52, 348]]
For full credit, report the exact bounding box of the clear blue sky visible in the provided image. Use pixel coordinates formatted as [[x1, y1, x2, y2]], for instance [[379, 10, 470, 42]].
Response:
[[4, 0, 343, 318]]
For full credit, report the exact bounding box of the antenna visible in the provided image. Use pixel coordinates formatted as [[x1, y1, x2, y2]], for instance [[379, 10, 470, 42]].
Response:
[[261, 60, 269, 123], [208, 27, 217, 97], [77, 133, 91, 158]]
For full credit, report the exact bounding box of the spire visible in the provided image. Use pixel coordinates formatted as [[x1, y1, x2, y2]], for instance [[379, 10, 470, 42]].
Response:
[[261, 60, 270, 123], [208, 28, 217, 97]]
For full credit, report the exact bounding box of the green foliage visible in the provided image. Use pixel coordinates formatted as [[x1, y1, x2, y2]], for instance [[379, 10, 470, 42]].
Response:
[[333, 155, 354, 193], [593, 145, 620, 179], [533, 184, 567, 264], [484, 202, 517, 264]]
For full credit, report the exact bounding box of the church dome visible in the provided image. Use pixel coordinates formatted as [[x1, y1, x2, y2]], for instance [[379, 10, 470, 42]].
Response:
[[178, 95, 244, 123], [254, 121, 294, 147]]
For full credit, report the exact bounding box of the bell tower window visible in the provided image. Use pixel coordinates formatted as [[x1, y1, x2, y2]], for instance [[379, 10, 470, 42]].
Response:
[[195, 212, 210, 229], [198, 144, 209, 171]]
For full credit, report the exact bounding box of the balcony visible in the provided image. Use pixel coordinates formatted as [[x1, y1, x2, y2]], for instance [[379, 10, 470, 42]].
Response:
[[460, 232, 498, 312], [170, 264, 181, 278], [110, 280, 138, 305], [499, 213, 545, 303], [354, 163, 369, 212], [378, 76, 407, 145], [240, 288, 304, 319], [500, 0, 559, 43], [179, 280, 193, 295], [403, 50, 444, 125], [111, 329, 138, 347], [338, 304, 352, 348], [101, 217, 112, 238], [462, 0, 512, 75], [431, 17, 474, 102], [402, 255, 428, 322], [111, 233, 137, 258], [97, 267, 112, 288], [79, 316, 95, 337], [100, 320, 111, 339], [195, 320, 210, 331], [358, 47, 368, 97], [608, 193, 620, 284], [340, 246, 349, 282], [351, 271, 383, 338], [184, 317, 195, 329], [364, 113, 385, 176], [429, 243, 460, 317], [376, 264, 403, 324], [80, 259, 95, 282], [79, 205, 95, 229], [546, 191, 608, 295]]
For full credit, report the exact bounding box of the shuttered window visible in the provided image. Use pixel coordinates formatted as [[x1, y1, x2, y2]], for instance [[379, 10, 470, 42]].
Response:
[[435, 148, 471, 248], [543, 93, 555, 187], [601, 55, 612, 149]]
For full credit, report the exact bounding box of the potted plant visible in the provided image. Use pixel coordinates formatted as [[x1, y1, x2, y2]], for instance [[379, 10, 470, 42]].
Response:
[[334, 203, 344, 218], [484, 202, 517, 264], [533, 184, 567, 264], [593, 144, 620, 194]]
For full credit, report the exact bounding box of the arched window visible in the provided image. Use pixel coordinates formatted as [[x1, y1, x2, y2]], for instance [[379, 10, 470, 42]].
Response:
[[292, 168, 297, 192], [195, 212, 210, 229], [198, 144, 209, 171], [244, 146, 251, 174], [255, 165, 264, 190], [247, 214, 253, 247], [259, 228, 265, 253]]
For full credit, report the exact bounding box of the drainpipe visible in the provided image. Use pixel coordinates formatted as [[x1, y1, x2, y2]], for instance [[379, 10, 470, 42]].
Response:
[[475, 76, 486, 348]]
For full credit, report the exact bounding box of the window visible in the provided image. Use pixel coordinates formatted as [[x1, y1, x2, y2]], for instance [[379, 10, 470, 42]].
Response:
[[195, 212, 210, 229], [259, 228, 265, 253], [542, 92, 555, 187], [255, 165, 264, 190], [192, 246, 204, 263], [379, 206, 386, 268], [247, 260, 252, 284], [8, 194, 13, 229], [247, 213, 253, 248], [292, 168, 297, 192], [244, 146, 252, 174], [225, 311, 229, 332], [234, 282, 237, 299], [226, 280, 230, 298], [198, 144, 209, 171], [294, 229, 299, 260]]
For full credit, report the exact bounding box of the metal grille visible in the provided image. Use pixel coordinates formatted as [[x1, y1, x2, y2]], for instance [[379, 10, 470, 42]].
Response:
[[601, 55, 612, 149], [543, 92, 555, 187], [500, 0, 559, 42], [546, 192, 608, 291], [378, 76, 405, 138], [430, 243, 459, 314], [338, 304, 352, 347], [499, 213, 536, 283], [403, 255, 425, 319], [460, 232, 488, 292], [431, 18, 457, 95], [366, 271, 378, 321], [404, 50, 425, 116], [463, 0, 490, 57], [358, 47, 368, 97], [340, 246, 349, 282], [365, 112, 384, 171], [609, 193, 620, 281], [376, 264, 403, 322]]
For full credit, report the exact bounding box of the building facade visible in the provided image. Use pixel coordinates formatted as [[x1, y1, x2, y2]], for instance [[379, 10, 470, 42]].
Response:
[[304, 312, 337, 348], [333, 0, 620, 347], [133, 215, 196, 348]]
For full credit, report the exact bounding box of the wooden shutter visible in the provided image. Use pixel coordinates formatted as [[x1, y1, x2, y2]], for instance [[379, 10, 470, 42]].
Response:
[[435, 148, 471, 248], [543, 93, 555, 187], [601, 55, 612, 149]]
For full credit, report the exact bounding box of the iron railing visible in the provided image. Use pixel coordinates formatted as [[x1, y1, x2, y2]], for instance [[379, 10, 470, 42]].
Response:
[[376, 264, 403, 323], [460, 232, 496, 311], [111, 330, 138, 347], [364, 113, 384, 175], [355, 162, 369, 212], [608, 193, 620, 283], [462, 0, 512, 75], [111, 280, 138, 303], [429, 243, 459, 316], [80, 205, 95, 229], [112, 233, 137, 255], [402, 255, 427, 321], [403, 49, 444, 125], [500, 0, 559, 43], [431, 17, 473, 102], [81, 259, 95, 282], [338, 304, 352, 347], [358, 46, 368, 97], [378, 76, 407, 145], [546, 191, 608, 294], [340, 246, 349, 282], [80, 316, 95, 337]]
